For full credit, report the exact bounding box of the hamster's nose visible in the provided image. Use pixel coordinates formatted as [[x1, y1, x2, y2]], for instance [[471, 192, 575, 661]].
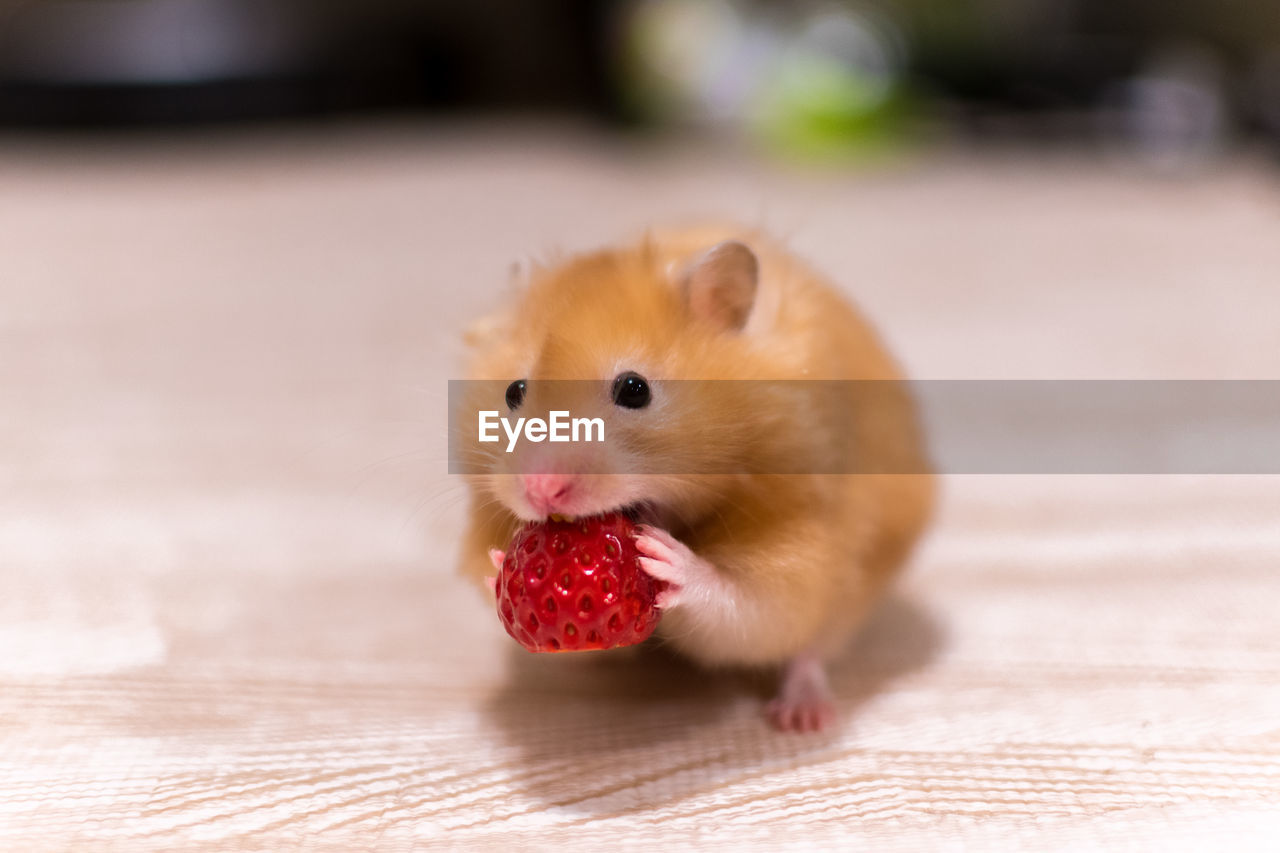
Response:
[[522, 473, 575, 516]]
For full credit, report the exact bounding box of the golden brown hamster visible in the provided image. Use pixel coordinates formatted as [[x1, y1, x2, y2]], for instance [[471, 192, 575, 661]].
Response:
[[457, 225, 934, 732]]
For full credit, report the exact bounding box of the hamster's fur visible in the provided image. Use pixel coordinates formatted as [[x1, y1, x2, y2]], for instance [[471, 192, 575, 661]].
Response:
[[458, 225, 933, 731]]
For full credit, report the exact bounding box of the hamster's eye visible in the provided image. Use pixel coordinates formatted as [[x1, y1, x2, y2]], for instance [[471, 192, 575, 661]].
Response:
[[611, 372, 651, 409], [505, 379, 527, 410]]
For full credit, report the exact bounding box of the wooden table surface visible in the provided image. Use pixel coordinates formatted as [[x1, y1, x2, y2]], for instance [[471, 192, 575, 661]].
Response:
[[2, 125, 1279, 850]]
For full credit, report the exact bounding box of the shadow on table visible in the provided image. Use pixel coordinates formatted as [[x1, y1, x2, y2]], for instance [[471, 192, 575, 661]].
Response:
[[479, 592, 944, 820]]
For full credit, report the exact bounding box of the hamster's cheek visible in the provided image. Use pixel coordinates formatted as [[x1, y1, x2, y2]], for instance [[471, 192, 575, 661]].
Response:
[[483, 474, 533, 520]]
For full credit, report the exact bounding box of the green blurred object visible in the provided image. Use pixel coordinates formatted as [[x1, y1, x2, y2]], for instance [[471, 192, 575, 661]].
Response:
[[750, 49, 916, 161], [619, 0, 920, 161]]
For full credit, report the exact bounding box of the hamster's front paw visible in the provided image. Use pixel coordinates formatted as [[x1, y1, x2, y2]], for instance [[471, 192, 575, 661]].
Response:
[[634, 525, 716, 610], [483, 548, 506, 598]]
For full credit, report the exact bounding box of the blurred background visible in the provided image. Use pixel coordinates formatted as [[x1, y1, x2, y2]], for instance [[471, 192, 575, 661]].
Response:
[[4, 2, 1280, 848], [0, 0, 1277, 162]]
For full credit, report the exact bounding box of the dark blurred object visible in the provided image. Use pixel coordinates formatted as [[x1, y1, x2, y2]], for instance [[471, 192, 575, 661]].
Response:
[[0, 0, 1277, 161], [0, 0, 618, 125], [899, 0, 1280, 159]]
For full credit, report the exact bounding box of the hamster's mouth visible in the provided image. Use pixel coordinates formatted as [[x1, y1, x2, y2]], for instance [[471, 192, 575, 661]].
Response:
[[547, 501, 658, 526]]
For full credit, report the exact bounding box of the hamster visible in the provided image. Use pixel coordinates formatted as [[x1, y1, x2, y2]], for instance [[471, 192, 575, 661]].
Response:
[[456, 225, 934, 732]]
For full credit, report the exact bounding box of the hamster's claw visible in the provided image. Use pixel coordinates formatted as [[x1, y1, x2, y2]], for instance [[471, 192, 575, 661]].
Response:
[[637, 552, 683, 608], [635, 525, 708, 610]]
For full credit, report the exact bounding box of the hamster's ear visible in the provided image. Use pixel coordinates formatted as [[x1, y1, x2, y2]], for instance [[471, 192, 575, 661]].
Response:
[[680, 240, 758, 332]]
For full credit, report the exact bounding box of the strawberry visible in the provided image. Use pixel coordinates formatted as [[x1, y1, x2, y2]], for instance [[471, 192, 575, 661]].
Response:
[[495, 512, 665, 653]]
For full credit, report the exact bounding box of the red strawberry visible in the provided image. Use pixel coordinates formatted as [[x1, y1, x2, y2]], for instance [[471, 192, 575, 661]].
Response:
[[495, 513, 666, 653]]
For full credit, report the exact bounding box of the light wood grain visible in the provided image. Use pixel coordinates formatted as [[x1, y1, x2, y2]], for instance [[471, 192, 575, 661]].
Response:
[[2, 126, 1278, 850]]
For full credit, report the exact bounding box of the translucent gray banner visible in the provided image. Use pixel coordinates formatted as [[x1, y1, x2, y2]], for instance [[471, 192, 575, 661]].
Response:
[[449, 380, 1280, 474]]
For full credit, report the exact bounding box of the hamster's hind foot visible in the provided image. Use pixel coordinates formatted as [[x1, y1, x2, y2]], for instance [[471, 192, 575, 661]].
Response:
[[766, 652, 835, 733]]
